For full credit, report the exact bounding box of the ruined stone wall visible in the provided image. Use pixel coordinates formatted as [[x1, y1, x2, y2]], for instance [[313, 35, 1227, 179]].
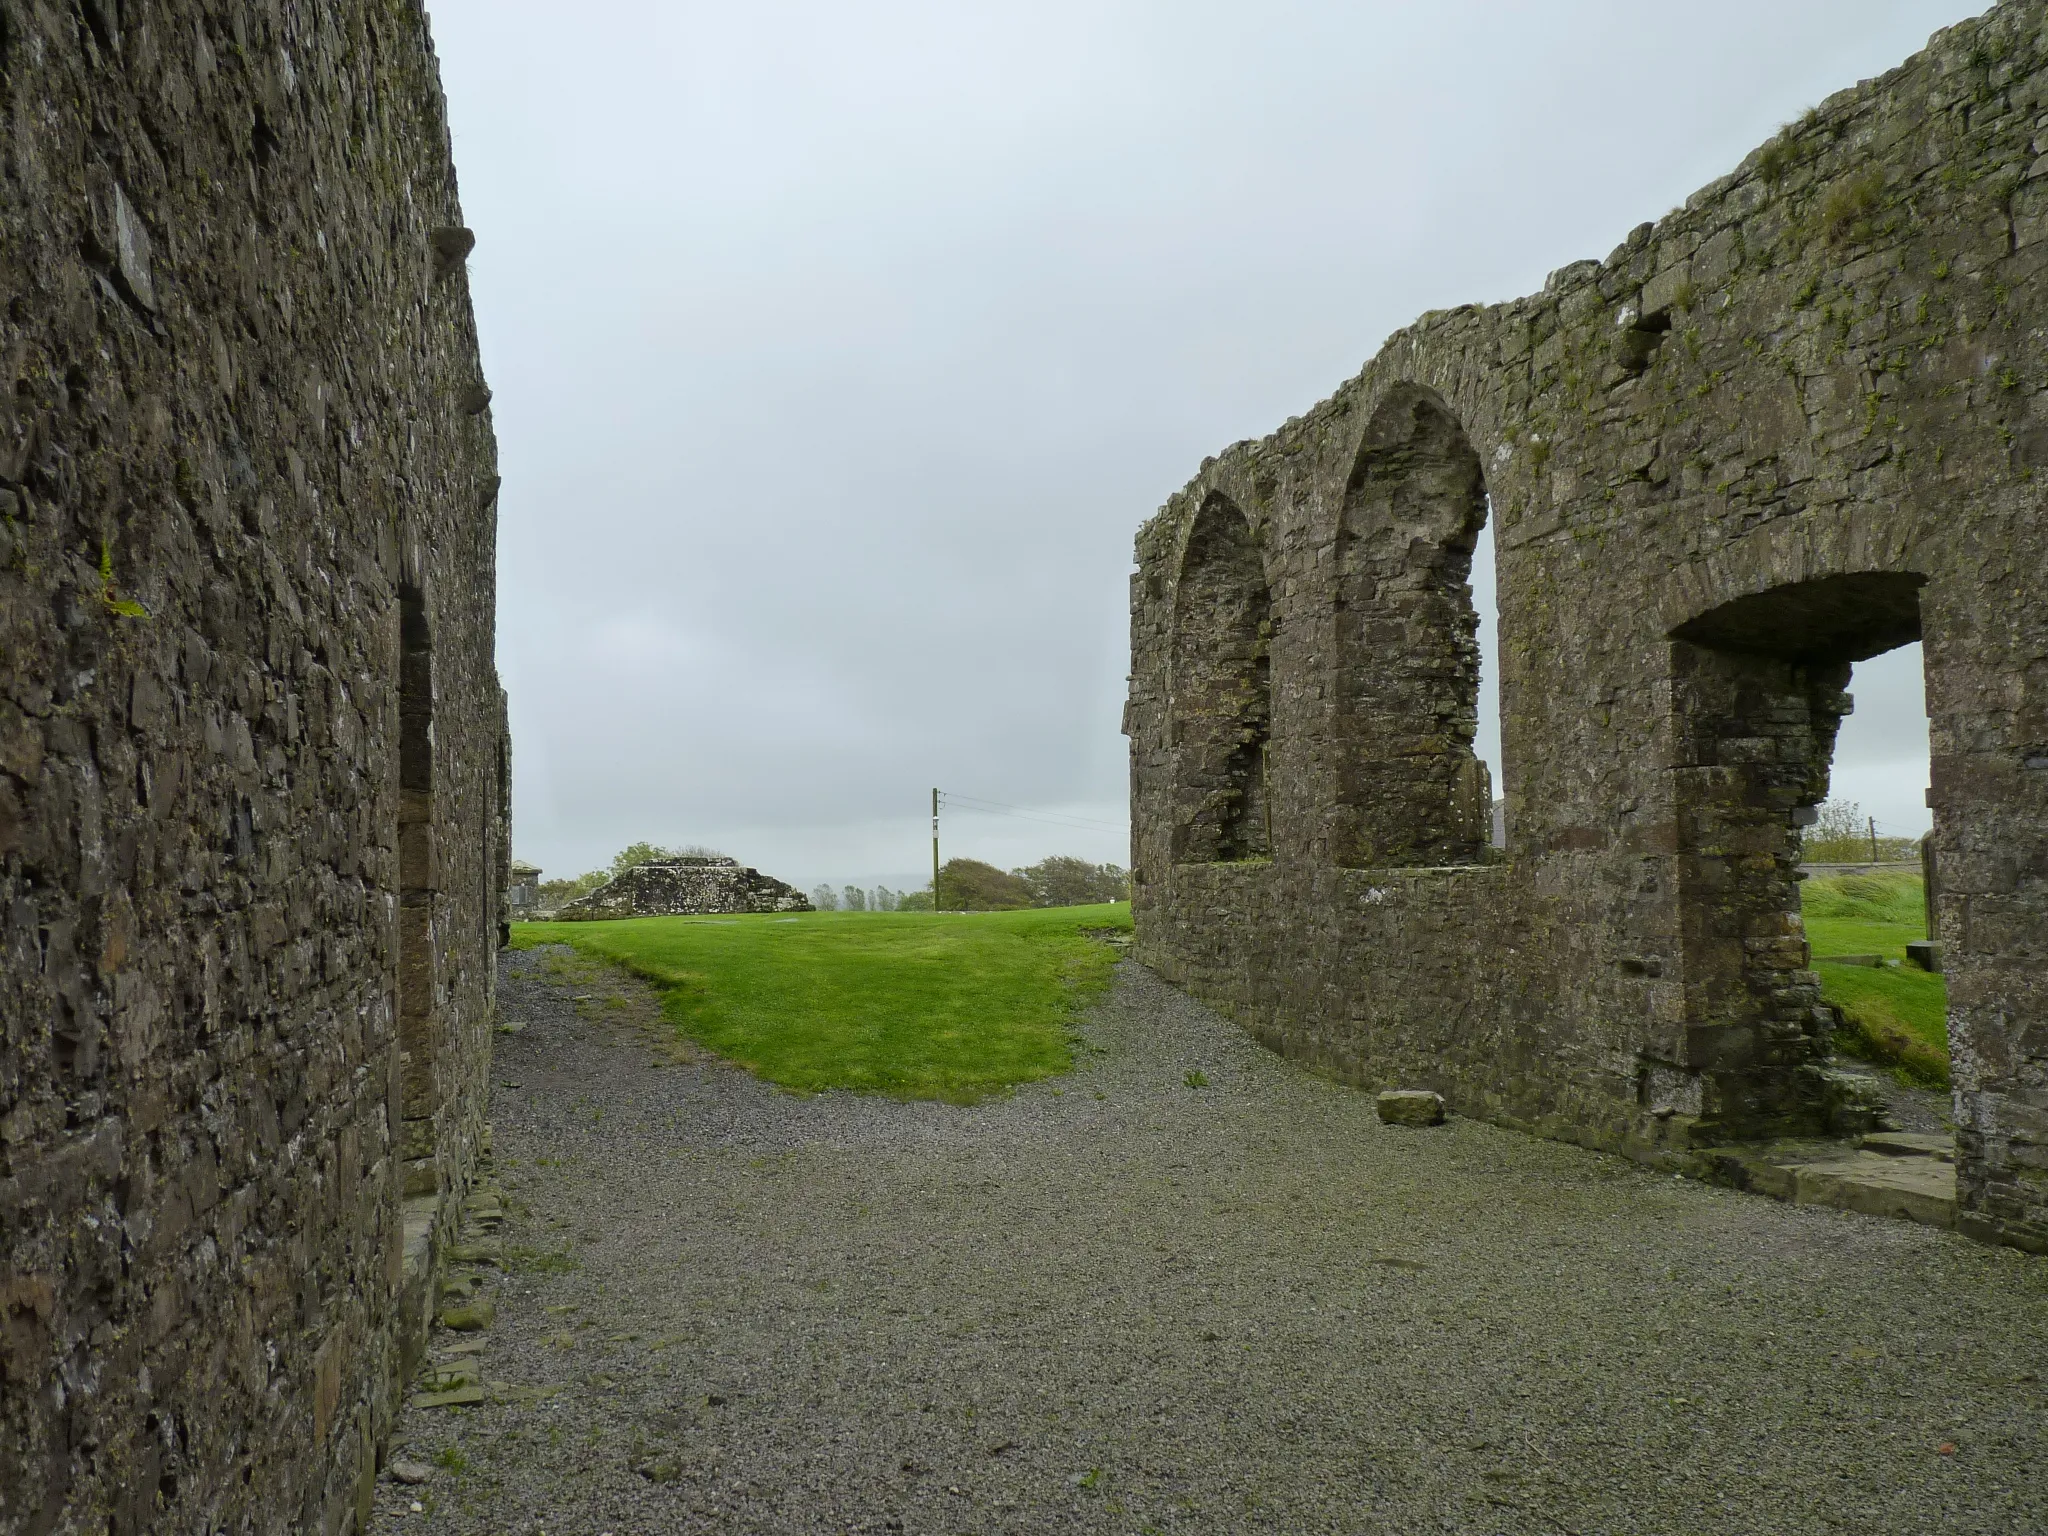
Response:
[[554, 857, 813, 920], [0, 3, 502, 1531], [1131, 0, 2048, 1253]]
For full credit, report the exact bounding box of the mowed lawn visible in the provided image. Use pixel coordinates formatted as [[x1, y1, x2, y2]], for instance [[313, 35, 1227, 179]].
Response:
[[1800, 870, 1949, 1086], [512, 903, 1133, 1101]]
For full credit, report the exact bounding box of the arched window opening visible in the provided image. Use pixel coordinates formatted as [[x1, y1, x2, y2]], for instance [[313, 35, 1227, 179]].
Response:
[[397, 583, 441, 1196], [1331, 385, 1492, 867], [1169, 493, 1272, 864], [1666, 571, 1942, 1142]]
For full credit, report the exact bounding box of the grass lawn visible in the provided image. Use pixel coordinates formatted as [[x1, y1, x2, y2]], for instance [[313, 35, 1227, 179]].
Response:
[[511, 902, 1133, 1102], [1799, 870, 1949, 1087]]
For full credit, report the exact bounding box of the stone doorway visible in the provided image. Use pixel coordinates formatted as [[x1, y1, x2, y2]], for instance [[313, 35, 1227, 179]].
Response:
[[1666, 572, 1938, 1144]]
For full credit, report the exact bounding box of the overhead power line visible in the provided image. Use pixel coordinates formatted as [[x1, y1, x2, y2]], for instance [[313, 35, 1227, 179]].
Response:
[[938, 791, 1127, 835]]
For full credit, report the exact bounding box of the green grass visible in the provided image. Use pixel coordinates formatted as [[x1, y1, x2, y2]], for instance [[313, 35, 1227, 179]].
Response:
[[512, 903, 1133, 1102], [1800, 869, 1928, 959], [1799, 871, 1948, 1087]]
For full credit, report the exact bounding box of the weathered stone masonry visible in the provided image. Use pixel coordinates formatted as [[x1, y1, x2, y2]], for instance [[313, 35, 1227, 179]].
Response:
[[1130, 1, 2048, 1254], [1, 4, 503, 1532]]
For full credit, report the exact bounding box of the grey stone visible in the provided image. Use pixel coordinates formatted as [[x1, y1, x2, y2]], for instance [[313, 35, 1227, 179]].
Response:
[[438, 1297, 497, 1333], [411, 1385, 488, 1411], [1906, 940, 1943, 973], [111, 184, 155, 310], [387, 1460, 435, 1486], [1376, 1091, 1446, 1127]]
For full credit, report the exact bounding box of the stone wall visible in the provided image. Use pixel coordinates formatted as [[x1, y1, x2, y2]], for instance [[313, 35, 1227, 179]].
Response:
[[554, 857, 812, 920], [1129, 0, 2048, 1254], [0, 3, 503, 1532]]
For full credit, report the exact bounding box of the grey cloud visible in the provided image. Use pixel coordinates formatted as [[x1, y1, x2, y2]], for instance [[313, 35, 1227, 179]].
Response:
[[437, 0, 1972, 887]]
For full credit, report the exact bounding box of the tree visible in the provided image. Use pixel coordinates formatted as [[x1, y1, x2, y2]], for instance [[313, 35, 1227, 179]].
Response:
[[538, 869, 607, 907], [843, 886, 868, 912], [811, 883, 840, 912], [610, 841, 673, 878], [896, 887, 933, 911], [874, 886, 899, 912], [605, 841, 728, 879], [936, 858, 1032, 911], [1800, 799, 1918, 863], [1018, 855, 1131, 907]]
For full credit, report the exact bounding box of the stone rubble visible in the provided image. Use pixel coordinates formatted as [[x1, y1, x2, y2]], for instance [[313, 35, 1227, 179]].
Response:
[[552, 856, 812, 920]]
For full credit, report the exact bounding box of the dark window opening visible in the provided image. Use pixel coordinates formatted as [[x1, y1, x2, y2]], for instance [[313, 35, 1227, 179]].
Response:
[[1169, 492, 1272, 864], [397, 583, 440, 1195]]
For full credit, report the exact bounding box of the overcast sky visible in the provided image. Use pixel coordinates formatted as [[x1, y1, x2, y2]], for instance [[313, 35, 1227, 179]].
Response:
[[431, 0, 1977, 891]]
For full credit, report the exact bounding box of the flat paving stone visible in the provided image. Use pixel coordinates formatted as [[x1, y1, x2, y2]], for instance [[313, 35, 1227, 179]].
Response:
[[370, 947, 2048, 1536]]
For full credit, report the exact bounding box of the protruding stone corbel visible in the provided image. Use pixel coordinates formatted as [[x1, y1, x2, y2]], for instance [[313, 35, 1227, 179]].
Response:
[[430, 226, 476, 283]]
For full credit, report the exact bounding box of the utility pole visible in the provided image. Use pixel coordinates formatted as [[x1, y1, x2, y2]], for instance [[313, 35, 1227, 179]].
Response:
[[1868, 815, 1879, 863], [932, 787, 942, 911]]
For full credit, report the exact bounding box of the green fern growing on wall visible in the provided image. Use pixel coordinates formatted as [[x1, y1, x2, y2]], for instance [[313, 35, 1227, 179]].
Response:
[[98, 540, 148, 619]]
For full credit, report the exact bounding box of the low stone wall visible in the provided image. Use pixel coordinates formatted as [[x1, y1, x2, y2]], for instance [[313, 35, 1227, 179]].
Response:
[[554, 857, 812, 920], [1, 4, 503, 1530]]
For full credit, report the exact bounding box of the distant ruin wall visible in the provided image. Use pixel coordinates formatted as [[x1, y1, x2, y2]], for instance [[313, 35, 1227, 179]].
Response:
[[553, 857, 813, 920], [0, 4, 502, 1531], [1130, 0, 2048, 1254]]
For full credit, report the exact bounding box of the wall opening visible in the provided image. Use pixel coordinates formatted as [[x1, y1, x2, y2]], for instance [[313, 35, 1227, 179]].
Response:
[[397, 584, 441, 1195], [1330, 384, 1492, 867], [1471, 495, 1505, 850], [1169, 492, 1272, 863], [1666, 571, 1932, 1140]]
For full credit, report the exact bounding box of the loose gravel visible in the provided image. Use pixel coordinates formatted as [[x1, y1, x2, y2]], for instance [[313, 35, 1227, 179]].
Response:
[[370, 946, 2047, 1536]]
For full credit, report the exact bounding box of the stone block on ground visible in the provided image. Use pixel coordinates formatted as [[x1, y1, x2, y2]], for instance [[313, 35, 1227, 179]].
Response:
[[437, 1296, 496, 1332], [1377, 1090, 1446, 1127], [411, 1384, 488, 1411]]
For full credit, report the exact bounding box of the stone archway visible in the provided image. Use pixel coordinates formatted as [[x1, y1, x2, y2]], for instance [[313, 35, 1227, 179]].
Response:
[[1330, 384, 1493, 869]]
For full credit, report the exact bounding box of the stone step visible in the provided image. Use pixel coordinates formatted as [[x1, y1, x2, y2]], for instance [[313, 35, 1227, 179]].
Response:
[[1701, 1141, 1957, 1233], [1861, 1131, 1954, 1163], [1775, 1151, 1956, 1231]]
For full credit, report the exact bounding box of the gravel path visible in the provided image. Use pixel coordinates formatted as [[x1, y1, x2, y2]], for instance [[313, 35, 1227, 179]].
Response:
[[370, 945, 2047, 1536]]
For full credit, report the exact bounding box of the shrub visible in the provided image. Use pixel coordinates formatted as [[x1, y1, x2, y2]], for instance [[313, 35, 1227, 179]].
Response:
[[610, 840, 725, 878], [1819, 169, 1888, 244], [1799, 799, 1913, 863], [935, 859, 1033, 911], [538, 869, 607, 907]]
